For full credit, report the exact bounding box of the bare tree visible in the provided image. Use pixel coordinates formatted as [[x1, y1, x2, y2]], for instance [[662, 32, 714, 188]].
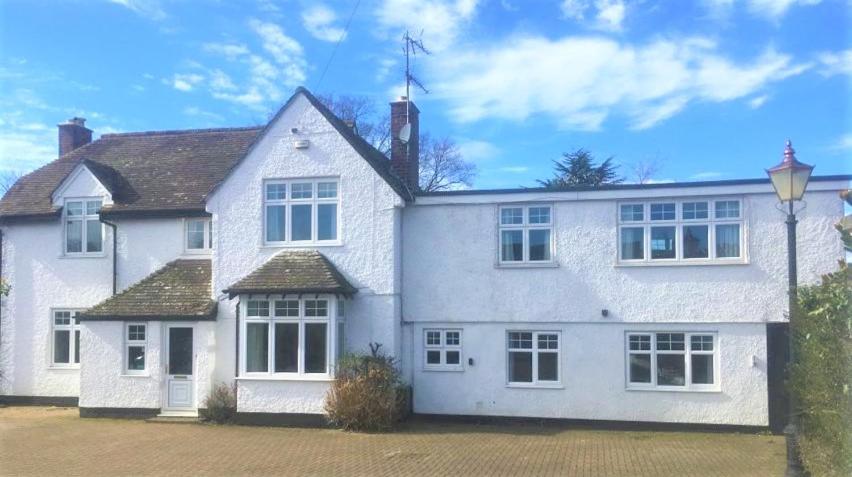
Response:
[[629, 157, 663, 184], [318, 94, 391, 155], [419, 133, 476, 192], [0, 170, 23, 197]]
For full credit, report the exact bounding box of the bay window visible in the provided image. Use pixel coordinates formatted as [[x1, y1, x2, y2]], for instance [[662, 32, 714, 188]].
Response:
[[242, 297, 342, 377], [51, 310, 80, 367], [626, 332, 718, 391], [264, 179, 339, 245], [507, 331, 560, 386], [618, 198, 744, 264], [64, 199, 103, 255], [498, 205, 553, 264]]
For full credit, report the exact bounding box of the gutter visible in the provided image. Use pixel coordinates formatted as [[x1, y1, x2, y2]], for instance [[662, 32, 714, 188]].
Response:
[[100, 218, 118, 295]]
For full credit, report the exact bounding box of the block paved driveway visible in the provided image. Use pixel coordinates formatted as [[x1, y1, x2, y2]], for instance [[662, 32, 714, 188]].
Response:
[[0, 406, 784, 476]]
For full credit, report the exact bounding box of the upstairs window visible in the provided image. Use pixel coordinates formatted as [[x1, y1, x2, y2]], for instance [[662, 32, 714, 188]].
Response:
[[618, 199, 744, 264], [64, 199, 103, 255], [264, 179, 339, 245], [51, 310, 81, 367], [499, 205, 553, 264], [185, 218, 213, 253]]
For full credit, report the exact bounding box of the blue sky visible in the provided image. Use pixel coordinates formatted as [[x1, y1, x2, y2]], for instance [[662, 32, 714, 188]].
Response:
[[0, 0, 849, 188]]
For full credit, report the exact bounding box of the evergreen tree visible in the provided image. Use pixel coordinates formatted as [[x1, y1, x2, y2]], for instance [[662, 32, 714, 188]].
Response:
[[538, 149, 623, 188]]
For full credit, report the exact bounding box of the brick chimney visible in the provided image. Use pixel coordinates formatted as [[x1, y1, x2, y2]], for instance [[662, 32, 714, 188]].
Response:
[[390, 97, 419, 190], [58, 117, 92, 157]]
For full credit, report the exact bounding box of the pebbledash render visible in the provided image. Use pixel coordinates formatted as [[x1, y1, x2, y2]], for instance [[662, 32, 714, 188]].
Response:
[[0, 87, 847, 429]]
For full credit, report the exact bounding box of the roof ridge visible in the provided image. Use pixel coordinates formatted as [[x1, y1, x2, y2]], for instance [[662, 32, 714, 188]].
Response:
[[101, 126, 263, 138]]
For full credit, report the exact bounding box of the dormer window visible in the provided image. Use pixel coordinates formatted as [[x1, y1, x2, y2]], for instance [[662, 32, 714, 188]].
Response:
[[64, 199, 103, 255], [185, 218, 213, 253]]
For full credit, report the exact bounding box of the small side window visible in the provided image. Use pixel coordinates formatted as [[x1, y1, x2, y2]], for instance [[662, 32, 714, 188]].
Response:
[[125, 323, 147, 374]]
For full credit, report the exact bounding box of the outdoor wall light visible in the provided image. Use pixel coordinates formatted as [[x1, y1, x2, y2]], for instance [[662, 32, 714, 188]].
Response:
[[601, 309, 609, 317]]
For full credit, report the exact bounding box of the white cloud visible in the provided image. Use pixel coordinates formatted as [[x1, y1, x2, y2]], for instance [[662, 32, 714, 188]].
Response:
[[499, 166, 529, 173], [376, 58, 397, 81], [302, 4, 347, 42], [828, 134, 852, 152], [817, 49, 852, 77], [249, 19, 304, 67], [183, 106, 225, 122], [689, 171, 724, 179], [704, 0, 822, 21], [458, 140, 501, 161], [748, 95, 769, 108], [108, 0, 166, 21], [168, 73, 204, 92], [433, 35, 809, 130], [375, 0, 480, 51], [203, 43, 250, 59], [560, 0, 626, 31]]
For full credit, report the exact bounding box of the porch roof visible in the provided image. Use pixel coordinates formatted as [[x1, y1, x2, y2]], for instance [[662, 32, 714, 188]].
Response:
[[78, 259, 217, 321], [223, 250, 357, 299]]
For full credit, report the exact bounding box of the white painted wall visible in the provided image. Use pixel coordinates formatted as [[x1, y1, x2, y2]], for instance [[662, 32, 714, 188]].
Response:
[[205, 92, 404, 414]]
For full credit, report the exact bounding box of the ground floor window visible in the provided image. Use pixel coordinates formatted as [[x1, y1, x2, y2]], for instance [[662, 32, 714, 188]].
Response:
[[242, 297, 341, 376], [626, 332, 718, 390], [51, 310, 80, 367], [423, 329, 463, 371], [507, 331, 560, 385], [125, 323, 147, 374]]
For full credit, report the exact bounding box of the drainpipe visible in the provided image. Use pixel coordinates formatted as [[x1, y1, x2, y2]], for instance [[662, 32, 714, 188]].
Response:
[[100, 219, 118, 295]]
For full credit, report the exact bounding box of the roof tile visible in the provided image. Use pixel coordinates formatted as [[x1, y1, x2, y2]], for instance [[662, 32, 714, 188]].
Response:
[[224, 250, 357, 298]]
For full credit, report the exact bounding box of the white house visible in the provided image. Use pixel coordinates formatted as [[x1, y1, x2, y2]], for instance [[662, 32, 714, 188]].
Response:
[[0, 87, 847, 430]]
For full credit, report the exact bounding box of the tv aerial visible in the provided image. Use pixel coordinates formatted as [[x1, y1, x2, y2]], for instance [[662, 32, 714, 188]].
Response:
[[399, 30, 430, 144]]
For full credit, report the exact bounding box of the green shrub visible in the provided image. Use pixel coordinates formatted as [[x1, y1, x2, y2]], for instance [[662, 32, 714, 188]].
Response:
[[325, 352, 406, 432], [790, 262, 852, 476], [201, 382, 237, 424]]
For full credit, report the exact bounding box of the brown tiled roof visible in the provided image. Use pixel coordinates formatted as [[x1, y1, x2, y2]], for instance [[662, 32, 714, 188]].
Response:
[[78, 259, 216, 321], [0, 127, 262, 222], [224, 250, 357, 298]]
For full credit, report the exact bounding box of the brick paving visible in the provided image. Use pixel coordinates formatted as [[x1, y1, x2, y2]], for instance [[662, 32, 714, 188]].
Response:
[[0, 406, 785, 476]]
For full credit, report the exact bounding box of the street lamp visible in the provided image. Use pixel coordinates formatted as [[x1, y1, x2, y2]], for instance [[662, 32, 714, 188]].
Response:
[[766, 139, 813, 477]]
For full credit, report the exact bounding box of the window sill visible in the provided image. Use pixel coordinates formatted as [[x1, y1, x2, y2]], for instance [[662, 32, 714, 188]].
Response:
[[58, 253, 107, 259], [120, 373, 151, 378], [183, 250, 212, 256], [423, 366, 465, 373], [236, 375, 334, 382], [625, 386, 721, 393], [261, 242, 343, 249], [615, 260, 747, 268], [506, 383, 564, 390], [496, 261, 559, 269], [47, 366, 80, 371]]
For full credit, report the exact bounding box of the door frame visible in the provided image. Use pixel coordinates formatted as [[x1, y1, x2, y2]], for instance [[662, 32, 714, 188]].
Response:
[[162, 323, 196, 412]]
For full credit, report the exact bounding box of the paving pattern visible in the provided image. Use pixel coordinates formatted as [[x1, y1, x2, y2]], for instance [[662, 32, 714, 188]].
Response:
[[0, 406, 785, 476]]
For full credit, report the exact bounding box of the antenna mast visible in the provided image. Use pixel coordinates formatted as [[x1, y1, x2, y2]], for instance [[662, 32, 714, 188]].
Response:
[[402, 30, 430, 124]]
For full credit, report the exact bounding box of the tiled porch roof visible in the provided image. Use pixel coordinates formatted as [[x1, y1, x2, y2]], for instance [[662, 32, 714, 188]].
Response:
[[223, 250, 357, 299]]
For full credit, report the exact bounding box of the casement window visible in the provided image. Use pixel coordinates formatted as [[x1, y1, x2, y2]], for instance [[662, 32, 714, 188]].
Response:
[[498, 205, 553, 264], [242, 297, 340, 376], [507, 331, 560, 385], [626, 332, 719, 391], [264, 179, 339, 245], [64, 199, 103, 254], [185, 218, 213, 253], [51, 310, 80, 367], [618, 199, 744, 264], [336, 299, 345, 363], [423, 329, 463, 371], [125, 323, 147, 374]]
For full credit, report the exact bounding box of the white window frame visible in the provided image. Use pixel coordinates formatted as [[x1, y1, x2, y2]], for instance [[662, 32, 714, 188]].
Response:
[[184, 218, 213, 254], [506, 330, 561, 387], [498, 204, 554, 265], [50, 309, 81, 368], [124, 323, 147, 375], [63, 198, 104, 256], [423, 329, 463, 371], [625, 332, 720, 392], [240, 296, 341, 379], [617, 198, 745, 265], [263, 178, 341, 246]]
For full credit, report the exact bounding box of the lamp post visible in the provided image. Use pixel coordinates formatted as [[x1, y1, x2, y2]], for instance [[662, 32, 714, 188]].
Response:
[[766, 140, 814, 477]]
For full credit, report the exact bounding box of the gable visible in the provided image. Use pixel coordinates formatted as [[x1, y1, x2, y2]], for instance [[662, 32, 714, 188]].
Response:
[[51, 163, 113, 207]]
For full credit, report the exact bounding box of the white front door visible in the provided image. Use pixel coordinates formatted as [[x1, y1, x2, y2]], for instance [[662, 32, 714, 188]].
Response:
[[165, 325, 194, 410]]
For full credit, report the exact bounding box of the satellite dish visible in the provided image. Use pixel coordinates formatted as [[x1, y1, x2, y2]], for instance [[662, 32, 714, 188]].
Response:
[[399, 123, 411, 144]]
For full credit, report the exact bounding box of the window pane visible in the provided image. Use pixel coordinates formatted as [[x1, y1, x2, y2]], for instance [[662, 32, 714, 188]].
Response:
[[187, 220, 206, 249], [247, 300, 269, 317], [620, 227, 644, 260], [500, 208, 523, 225], [682, 225, 708, 259], [305, 323, 327, 373], [691, 354, 714, 384], [620, 204, 643, 222], [715, 224, 740, 258], [501, 230, 523, 262], [682, 202, 708, 220], [715, 200, 740, 219], [538, 352, 558, 381], [246, 323, 269, 373], [265, 205, 286, 242], [54, 311, 71, 325], [66, 201, 83, 216], [208, 221, 213, 248], [650, 203, 675, 220], [629, 335, 651, 351], [528, 207, 550, 224], [337, 322, 345, 361], [317, 204, 337, 241], [426, 331, 441, 346], [128, 325, 145, 341], [291, 204, 312, 241], [528, 229, 551, 261], [657, 354, 686, 386], [291, 183, 313, 199], [446, 350, 460, 365], [274, 323, 298, 373], [445, 331, 460, 346], [509, 351, 533, 382], [128, 346, 145, 371], [274, 300, 299, 317], [168, 328, 193, 375], [690, 335, 713, 351], [305, 300, 328, 317], [629, 354, 652, 383], [86, 200, 102, 215], [650, 226, 676, 259], [266, 183, 286, 200], [66, 220, 83, 253], [86, 219, 102, 252], [656, 333, 685, 351], [537, 334, 558, 350], [317, 182, 337, 198], [426, 350, 441, 364], [54, 330, 70, 363], [74, 330, 80, 364], [508, 332, 533, 349]]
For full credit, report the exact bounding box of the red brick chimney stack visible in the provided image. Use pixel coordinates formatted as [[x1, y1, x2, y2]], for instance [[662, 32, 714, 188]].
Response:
[[58, 117, 92, 157], [390, 97, 419, 191]]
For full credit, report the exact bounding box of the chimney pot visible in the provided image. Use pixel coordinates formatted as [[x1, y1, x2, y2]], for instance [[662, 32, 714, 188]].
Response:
[[58, 117, 93, 157]]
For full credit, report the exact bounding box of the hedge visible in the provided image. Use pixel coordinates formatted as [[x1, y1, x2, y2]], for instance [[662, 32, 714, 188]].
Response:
[[789, 262, 851, 476]]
